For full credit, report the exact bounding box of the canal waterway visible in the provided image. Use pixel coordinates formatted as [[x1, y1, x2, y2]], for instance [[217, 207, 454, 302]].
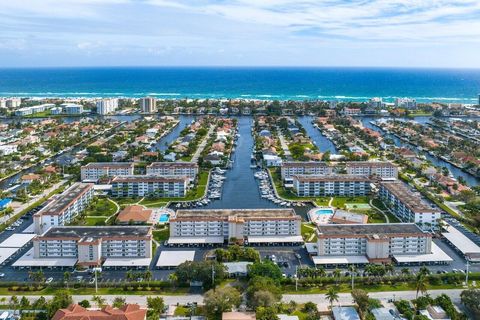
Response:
[[359, 116, 480, 187], [297, 115, 338, 154], [203, 117, 281, 210]]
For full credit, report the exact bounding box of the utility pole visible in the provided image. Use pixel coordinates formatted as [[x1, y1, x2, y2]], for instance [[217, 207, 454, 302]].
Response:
[[95, 269, 98, 293], [351, 270, 354, 290], [212, 264, 215, 290], [465, 260, 470, 287], [295, 266, 298, 292]]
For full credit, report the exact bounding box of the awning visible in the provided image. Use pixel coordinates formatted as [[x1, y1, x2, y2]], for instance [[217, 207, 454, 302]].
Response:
[[312, 255, 369, 265], [247, 235, 304, 243], [12, 248, 77, 267], [168, 236, 224, 244], [393, 243, 453, 263], [103, 258, 151, 267], [156, 250, 195, 267]]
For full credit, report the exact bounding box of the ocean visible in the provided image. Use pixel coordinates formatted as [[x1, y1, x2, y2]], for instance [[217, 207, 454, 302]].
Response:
[[0, 67, 479, 103]]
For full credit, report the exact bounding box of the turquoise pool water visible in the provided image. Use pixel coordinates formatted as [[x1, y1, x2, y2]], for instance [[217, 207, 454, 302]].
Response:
[[315, 209, 334, 215], [159, 213, 169, 223]]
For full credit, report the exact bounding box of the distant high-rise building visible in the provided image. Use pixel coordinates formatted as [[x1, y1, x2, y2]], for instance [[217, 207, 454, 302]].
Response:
[[5, 98, 21, 108], [96, 98, 118, 115], [140, 97, 157, 113], [395, 97, 417, 109], [368, 97, 384, 108], [478, 93, 480, 106]]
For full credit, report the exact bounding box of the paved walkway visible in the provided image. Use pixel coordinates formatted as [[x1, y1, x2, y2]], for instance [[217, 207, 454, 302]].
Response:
[[369, 199, 390, 223], [2, 288, 466, 309]]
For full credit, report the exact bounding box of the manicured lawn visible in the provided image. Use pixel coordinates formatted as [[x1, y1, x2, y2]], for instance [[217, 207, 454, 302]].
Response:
[[331, 196, 369, 209], [301, 223, 317, 242], [367, 211, 386, 223], [85, 216, 107, 226], [84, 198, 117, 217], [139, 199, 168, 208], [153, 228, 170, 242]]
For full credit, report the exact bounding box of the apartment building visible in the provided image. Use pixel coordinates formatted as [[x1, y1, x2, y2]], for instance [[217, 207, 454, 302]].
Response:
[[110, 175, 188, 198], [345, 161, 398, 179], [146, 162, 199, 182], [281, 162, 333, 182], [169, 209, 303, 245], [292, 175, 372, 197], [316, 223, 432, 263], [96, 98, 118, 115], [80, 162, 135, 182], [14, 104, 55, 116], [4, 98, 21, 108], [33, 183, 94, 234], [62, 104, 84, 114], [379, 181, 441, 231], [33, 226, 152, 266], [140, 97, 157, 113]]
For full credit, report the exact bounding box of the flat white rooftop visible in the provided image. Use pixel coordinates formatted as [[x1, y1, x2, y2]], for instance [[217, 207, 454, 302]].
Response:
[[393, 243, 453, 263], [103, 257, 151, 267], [156, 250, 195, 268], [0, 233, 35, 248], [168, 237, 224, 244], [21, 223, 35, 234], [442, 223, 480, 255], [0, 247, 19, 265], [312, 255, 369, 265], [305, 242, 318, 255], [247, 235, 304, 243], [223, 261, 252, 274], [12, 248, 77, 268]]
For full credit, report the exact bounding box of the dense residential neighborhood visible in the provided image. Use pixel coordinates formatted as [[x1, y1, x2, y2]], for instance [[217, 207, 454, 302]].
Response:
[[0, 97, 479, 320]]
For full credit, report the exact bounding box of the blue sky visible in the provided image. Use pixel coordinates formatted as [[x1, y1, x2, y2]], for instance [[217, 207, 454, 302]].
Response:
[[1, 0, 480, 68]]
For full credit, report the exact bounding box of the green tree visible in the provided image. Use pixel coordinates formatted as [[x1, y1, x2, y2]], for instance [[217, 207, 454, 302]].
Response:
[[256, 306, 279, 320], [204, 287, 241, 319], [415, 274, 428, 299], [78, 300, 91, 308], [46, 291, 73, 318], [112, 297, 126, 308], [351, 289, 370, 318], [20, 296, 30, 310], [147, 297, 165, 319], [460, 289, 480, 319], [251, 290, 277, 309], [248, 260, 282, 281], [92, 295, 106, 308], [325, 287, 339, 309]]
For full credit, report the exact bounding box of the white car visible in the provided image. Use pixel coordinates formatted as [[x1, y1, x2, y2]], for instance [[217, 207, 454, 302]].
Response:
[[45, 277, 54, 284], [0, 273, 5, 278]]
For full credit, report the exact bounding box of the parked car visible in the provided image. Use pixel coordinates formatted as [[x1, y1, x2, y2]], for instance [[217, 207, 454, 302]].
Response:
[[45, 277, 53, 284]]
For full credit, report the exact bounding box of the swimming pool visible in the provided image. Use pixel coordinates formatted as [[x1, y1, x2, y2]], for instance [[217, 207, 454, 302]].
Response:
[[314, 208, 334, 215], [158, 213, 169, 223]]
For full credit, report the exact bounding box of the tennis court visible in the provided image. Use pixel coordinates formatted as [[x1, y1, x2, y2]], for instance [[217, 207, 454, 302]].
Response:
[[345, 203, 371, 210]]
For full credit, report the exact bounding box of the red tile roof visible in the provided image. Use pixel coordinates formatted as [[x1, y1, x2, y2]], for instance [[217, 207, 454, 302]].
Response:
[[52, 304, 146, 320]]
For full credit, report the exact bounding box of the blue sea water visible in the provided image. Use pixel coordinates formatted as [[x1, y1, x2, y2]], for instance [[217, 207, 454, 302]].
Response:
[[0, 67, 479, 103]]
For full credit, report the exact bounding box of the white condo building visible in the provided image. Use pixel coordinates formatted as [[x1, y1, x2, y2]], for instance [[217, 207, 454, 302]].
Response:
[[96, 98, 118, 115], [292, 175, 372, 197], [33, 183, 94, 234], [314, 224, 433, 266], [379, 181, 441, 231], [281, 162, 333, 182], [345, 161, 398, 179], [140, 97, 157, 113], [80, 162, 135, 182], [33, 226, 152, 267], [146, 162, 199, 182], [62, 103, 84, 114], [169, 209, 303, 246], [111, 175, 188, 198]]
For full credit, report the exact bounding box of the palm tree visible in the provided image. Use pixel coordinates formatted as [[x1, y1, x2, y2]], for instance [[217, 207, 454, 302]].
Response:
[[92, 295, 106, 308], [64, 271, 71, 289], [415, 274, 428, 299], [318, 267, 327, 278], [144, 270, 152, 286], [325, 287, 339, 310], [168, 273, 178, 289], [385, 263, 395, 276], [333, 268, 341, 284]]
